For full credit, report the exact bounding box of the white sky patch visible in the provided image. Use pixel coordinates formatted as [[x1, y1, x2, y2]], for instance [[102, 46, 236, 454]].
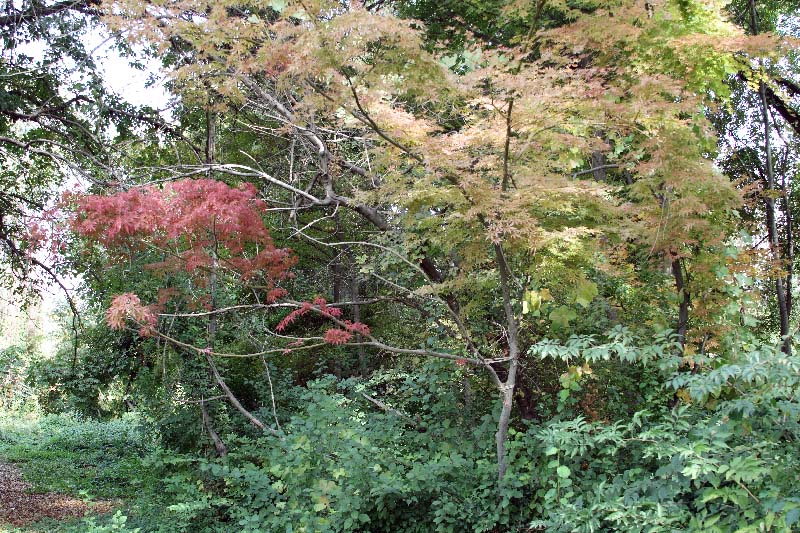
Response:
[[11, 21, 172, 114], [83, 27, 172, 113], [3, 20, 173, 356]]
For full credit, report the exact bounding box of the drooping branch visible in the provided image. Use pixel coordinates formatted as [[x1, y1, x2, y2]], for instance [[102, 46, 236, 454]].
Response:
[[572, 164, 621, 180], [361, 393, 427, 432], [260, 355, 283, 433], [737, 71, 800, 137], [0, 224, 81, 329], [200, 399, 228, 457], [0, 220, 83, 366], [205, 353, 282, 438], [775, 76, 800, 98], [762, 83, 800, 137]]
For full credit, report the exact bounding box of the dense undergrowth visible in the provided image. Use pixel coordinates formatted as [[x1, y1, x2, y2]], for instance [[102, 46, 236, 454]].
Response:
[[2, 330, 800, 532]]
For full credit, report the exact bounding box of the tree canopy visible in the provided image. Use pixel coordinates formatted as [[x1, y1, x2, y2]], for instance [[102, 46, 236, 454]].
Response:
[[1, 0, 800, 531]]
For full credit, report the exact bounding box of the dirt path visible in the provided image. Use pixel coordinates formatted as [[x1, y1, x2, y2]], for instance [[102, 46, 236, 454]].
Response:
[[0, 460, 115, 528]]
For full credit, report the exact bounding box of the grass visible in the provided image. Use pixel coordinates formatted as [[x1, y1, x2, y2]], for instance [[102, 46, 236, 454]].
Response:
[[0, 411, 150, 499], [0, 410, 162, 532]]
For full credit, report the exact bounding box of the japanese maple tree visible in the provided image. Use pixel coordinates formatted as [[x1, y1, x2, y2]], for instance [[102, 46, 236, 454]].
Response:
[[95, 0, 784, 480]]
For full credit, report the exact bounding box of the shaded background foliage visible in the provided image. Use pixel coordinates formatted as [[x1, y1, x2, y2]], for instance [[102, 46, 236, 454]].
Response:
[[1, 0, 800, 531]]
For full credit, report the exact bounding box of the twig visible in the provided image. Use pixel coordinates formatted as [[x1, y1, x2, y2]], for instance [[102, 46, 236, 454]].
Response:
[[205, 353, 282, 438], [260, 354, 283, 433], [571, 164, 621, 180], [361, 393, 426, 432]]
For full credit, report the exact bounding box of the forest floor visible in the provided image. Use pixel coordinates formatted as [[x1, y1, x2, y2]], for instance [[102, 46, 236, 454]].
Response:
[[0, 460, 116, 528], [0, 411, 155, 532]]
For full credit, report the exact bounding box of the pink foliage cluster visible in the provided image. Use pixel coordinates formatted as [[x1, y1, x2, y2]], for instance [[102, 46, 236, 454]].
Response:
[[275, 297, 370, 346], [322, 322, 372, 346], [23, 205, 70, 262], [72, 180, 373, 346], [275, 301, 314, 332], [72, 179, 296, 288], [25, 223, 48, 255], [106, 293, 159, 337], [342, 321, 370, 336], [72, 179, 297, 333], [275, 297, 342, 332], [323, 329, 352, 345]]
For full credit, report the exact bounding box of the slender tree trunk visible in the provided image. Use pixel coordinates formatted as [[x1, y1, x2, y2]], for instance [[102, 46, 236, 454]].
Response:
[[206, 108, 218, 344], [332, 258, 343, 304], [205, 109, 216, 168], [783, 177, 793, 318], [332, 215, 343, 304], [749, 0, 792, 354], [494, 243, 520, 482], [350, 251, 367, 376], [591, 150, 607, 182], [201, 107, 228, 454], [761, 90, 791, 352], [783, 192, 794, 317], [463, 373, 472, 416], [496, 380, 516, 481], [671, 258, 690, 347]]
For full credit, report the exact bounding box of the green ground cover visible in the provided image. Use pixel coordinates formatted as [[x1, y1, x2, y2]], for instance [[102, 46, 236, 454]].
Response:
[[0, 411, 156, 532]]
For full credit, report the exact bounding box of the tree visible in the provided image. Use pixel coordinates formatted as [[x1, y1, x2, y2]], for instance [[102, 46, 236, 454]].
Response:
[[78, 0, 778, 482], [0, 0, 202, 309], [714, 0, 800, 353]]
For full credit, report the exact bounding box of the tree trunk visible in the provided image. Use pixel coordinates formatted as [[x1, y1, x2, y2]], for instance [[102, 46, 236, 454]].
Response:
[[591, 150, 607, 182], [493, 243, 520, 482], [760, 87, 791, 353], [749, 0, 791, 355], [785, 187, 793, 318], [671, 258, 690, 347], [350, 251, 367, 376]]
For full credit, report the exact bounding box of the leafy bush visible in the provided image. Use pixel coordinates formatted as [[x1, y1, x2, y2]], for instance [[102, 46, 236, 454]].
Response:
[[144, 374, 516, 532], [514, 330, 800, 532], [0, 345, 37, 411]]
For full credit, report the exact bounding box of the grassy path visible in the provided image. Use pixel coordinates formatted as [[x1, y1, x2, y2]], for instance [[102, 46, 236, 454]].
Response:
[[0, 412, 155, 532], [0, 460, 115, 528]]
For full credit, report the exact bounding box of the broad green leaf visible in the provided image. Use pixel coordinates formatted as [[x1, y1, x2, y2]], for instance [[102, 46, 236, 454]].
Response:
[[523, 289, 543, 315], [572, 279, 598, 308], [786, 508, 800, 526], [550, 306, 577, 329]]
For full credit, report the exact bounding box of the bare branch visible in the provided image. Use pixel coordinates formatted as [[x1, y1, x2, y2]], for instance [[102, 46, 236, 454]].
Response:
[[206, 353, 282, 438], [361, 393, 426, 432]]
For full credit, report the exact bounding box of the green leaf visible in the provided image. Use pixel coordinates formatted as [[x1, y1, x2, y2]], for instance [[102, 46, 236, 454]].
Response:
[[550, 306, 577, 329], [523, 289, 543, 315], [556, 466, 571, 478], [572, 279, 598, 308], [786, 509, 800, 526]]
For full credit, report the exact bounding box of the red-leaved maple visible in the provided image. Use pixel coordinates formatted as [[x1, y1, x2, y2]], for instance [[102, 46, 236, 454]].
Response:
[[72, 179, 369, 345], [106, 292, 158, 337], [72, 179, 295, 284]]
